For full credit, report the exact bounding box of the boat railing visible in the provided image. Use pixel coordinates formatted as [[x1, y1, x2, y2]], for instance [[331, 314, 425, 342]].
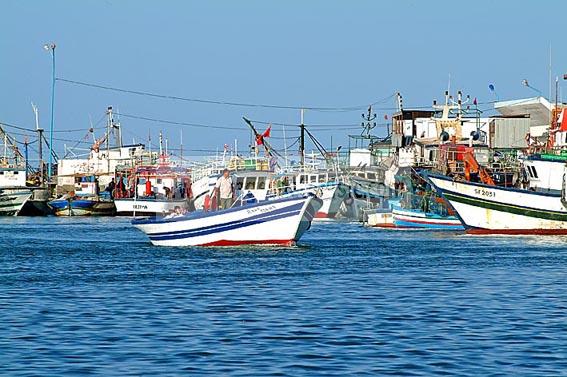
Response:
[[399, 191, 453, 217]]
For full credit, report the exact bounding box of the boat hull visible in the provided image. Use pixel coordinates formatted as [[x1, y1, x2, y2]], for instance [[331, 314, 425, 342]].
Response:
[[392, 206, 464, 230], [49, 198, 116, 216], [314, 183, 349, 219], [285, 182, 349, 219], [133, 195, 322, 247], [115, 198, 189, 216], [427, 174, 567, 234], [0, 188, 32, 216], [364, 209, 395, 228], [19, 188, 53, 216]]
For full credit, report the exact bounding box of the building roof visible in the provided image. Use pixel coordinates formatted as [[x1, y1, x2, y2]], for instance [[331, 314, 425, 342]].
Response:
[[494, 97, 551, 126]]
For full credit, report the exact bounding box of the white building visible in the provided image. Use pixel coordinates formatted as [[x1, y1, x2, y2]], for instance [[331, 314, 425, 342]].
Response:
[[57, 144, 147, 191]]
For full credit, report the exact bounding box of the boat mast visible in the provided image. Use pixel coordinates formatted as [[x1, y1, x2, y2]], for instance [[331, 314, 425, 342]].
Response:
[[283, 123, 288, 169], [300, 108, 305, 169], [106, 106, 113, 175], [3, 133, 7, 164], [180, 129, 183, 162], [32, 103, 44, 185]]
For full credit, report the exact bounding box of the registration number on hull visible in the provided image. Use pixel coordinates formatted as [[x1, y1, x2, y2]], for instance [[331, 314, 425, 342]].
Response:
[[474, 188, 495, 198]]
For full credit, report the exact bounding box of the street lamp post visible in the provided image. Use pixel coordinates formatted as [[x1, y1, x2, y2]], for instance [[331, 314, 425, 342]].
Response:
[[521, 79, 543, 97], [44, 42, 56, 183]]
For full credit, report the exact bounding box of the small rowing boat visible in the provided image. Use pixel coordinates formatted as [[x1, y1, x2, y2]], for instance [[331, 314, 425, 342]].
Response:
[[132, 194, 322, 247]]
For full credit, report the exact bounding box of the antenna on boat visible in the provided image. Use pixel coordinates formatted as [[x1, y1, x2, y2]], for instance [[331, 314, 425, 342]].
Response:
[[148, 129, 152, 160], [361, 106, 377, 138], [396, 93, 403, 112], [300, 109, 305, 169], [180, 129, 183, 162], [32, 103, 39, 130], [283, 123, 288, 169], [32, 103, 45, 185], [106, 106, 114, 174], [31, 103, 45, 185]]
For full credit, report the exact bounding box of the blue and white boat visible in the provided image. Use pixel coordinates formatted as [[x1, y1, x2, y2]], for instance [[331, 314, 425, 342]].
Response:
[[132, 194, 322, 247], [391, 204, 464, 230], [48, 179, 115, 216], [390, 192, 464, 230], [48, 196, 115, 216]]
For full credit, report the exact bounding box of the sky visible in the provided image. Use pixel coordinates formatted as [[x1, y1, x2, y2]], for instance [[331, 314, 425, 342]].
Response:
[[1, 0, 566, 162]]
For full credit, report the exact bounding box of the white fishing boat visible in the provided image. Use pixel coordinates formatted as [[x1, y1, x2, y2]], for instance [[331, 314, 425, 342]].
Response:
[[133, 194, 322, 247], [287, 171, 349, 219], [427, 173, 567, 234], [0, 125, 33, 216], [0, 185, 32, 216], [113, 160, 192, 216], [192, 165, 349, 219]]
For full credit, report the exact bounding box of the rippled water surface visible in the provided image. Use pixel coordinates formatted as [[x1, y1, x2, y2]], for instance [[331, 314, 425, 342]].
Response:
[[1, 217, 567, 376]]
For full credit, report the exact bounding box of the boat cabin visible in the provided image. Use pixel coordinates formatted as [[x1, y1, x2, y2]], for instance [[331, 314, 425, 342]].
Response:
[[0, 167, 27, 188]]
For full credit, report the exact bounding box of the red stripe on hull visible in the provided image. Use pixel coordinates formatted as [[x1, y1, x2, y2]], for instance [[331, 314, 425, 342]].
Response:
[[467, 228, 567, 235], [371, 224, 397, 228], [314, 211, 333, 219], [199, 239, 296, 247]]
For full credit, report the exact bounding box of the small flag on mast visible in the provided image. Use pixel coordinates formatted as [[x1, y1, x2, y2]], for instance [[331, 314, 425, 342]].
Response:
[[256, 125, 271, 145]]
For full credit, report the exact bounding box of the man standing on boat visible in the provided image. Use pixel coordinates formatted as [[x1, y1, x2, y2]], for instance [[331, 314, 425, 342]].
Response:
[[215, 169, 234, 210]]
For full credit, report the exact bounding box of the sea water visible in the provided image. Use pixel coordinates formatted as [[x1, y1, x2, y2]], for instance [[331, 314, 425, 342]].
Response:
[[1, 217, 567, 375]]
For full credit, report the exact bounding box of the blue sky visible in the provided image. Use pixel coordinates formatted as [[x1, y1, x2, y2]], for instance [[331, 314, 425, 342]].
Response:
[[1, 0, 565, 160]]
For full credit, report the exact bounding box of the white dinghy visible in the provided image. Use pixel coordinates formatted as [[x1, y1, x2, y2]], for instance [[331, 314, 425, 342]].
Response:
[[132, 194, 322, 247]]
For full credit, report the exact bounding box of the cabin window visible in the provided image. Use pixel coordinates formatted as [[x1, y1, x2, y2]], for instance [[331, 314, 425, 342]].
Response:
[[299, 175, 306, 184], [245, 177, 256, 190], [157, 179, 162, 184], [319, 175, 326, 183], [310, 175, 318, 183], [0, 171, 4, 175], [367, 173, 376, 180], [531, 166, 538, 179], [257, 177, 266, 189], [13, 171, 18, 175], [358, 172, 365, 178], [526, 167, 533, 178], [236, 177, 244, 190]]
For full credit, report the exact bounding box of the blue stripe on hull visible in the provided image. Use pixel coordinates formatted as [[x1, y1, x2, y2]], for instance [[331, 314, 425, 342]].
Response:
[[393, 219, 464, 230]]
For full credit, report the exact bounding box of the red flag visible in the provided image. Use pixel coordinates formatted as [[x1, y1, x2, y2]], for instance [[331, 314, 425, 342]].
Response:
[[256, 134, 263, 145], [262, 126, 271, 138], [256, 126, 271, 145], [559, 109, 567, 132]]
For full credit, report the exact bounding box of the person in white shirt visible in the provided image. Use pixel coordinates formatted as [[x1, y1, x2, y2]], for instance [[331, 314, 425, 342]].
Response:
[[215, 169, 234, 210]]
